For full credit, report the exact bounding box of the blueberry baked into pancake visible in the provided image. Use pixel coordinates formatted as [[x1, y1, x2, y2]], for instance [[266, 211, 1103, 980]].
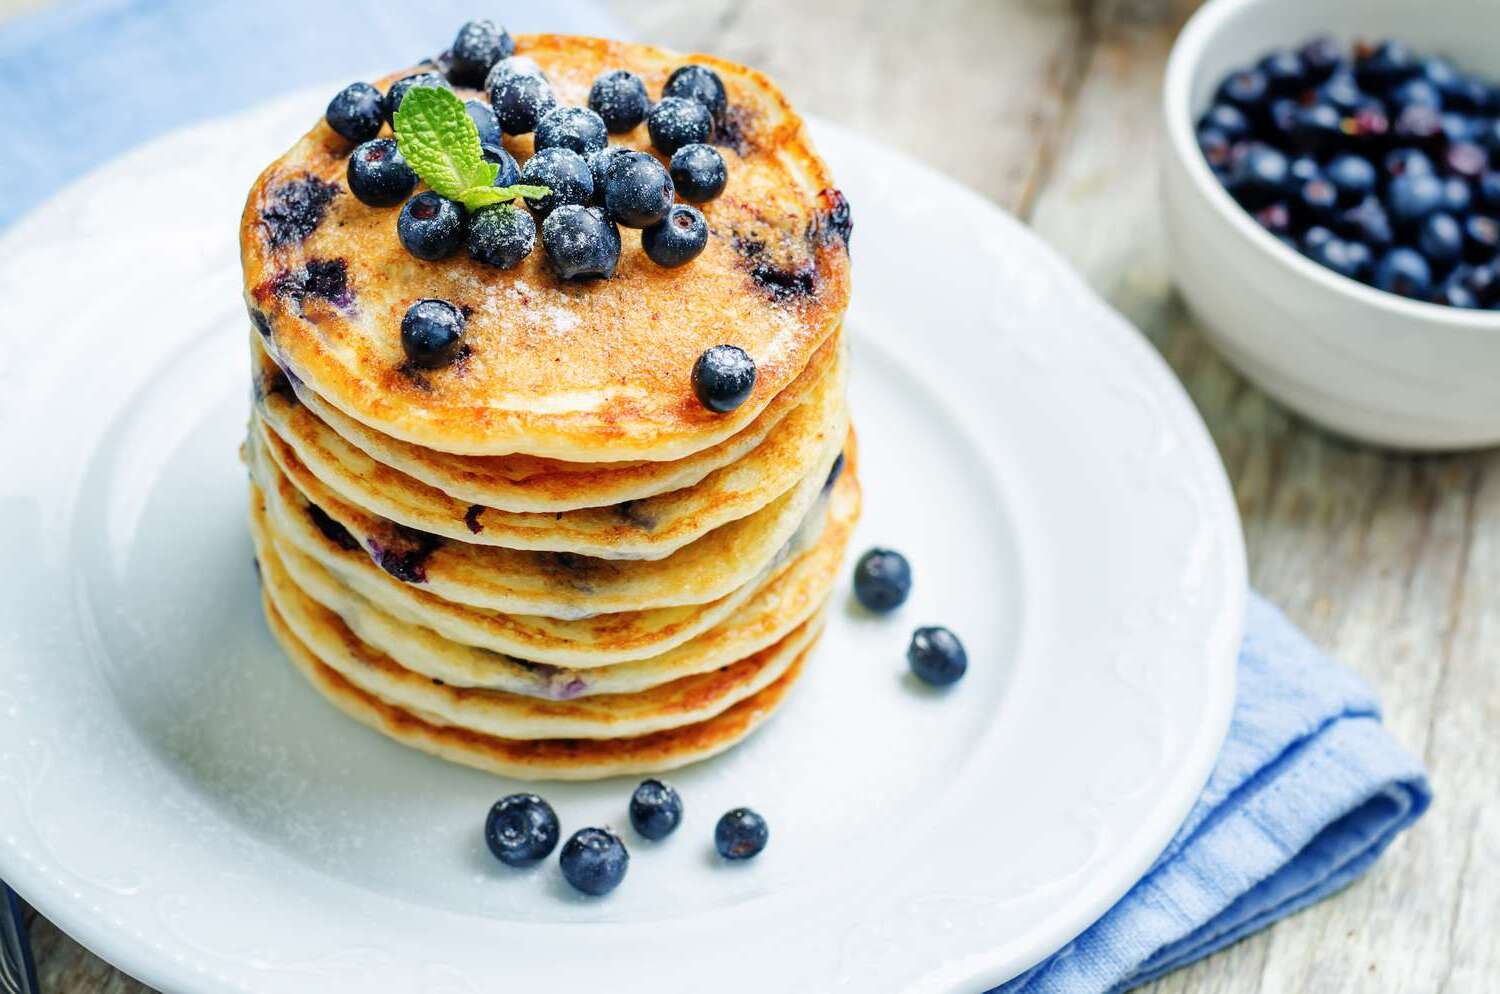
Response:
[[240, 24, 856, 779]]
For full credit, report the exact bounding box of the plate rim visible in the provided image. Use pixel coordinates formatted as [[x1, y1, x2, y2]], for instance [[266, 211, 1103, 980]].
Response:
[[0, 91, 1246, 994]]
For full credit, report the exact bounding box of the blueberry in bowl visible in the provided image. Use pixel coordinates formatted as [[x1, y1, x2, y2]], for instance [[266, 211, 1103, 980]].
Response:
[[1163, 0, 1500, 450]]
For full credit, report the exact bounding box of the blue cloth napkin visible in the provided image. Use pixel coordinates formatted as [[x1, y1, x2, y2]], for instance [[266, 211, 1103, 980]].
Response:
[[1, 5, 1432, 992], [997, 594, 1431, 993]]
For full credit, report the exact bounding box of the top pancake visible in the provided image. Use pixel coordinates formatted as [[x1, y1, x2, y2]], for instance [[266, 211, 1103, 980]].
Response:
[[241, 35, 851, 461]]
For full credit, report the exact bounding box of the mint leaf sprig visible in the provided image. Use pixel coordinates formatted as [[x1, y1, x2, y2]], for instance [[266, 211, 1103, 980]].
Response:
[[393, 86, 547, 211]]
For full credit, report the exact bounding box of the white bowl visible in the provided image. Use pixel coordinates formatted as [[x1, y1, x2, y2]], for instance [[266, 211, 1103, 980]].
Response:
[[1162, 0, 1500, 450]]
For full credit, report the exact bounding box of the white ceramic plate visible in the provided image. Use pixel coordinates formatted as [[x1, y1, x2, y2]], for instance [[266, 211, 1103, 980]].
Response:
[[0, 91, 1245, 994]]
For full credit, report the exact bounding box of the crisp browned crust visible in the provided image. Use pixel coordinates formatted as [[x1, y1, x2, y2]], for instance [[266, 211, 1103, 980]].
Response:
[[241, 35, 851, 460]]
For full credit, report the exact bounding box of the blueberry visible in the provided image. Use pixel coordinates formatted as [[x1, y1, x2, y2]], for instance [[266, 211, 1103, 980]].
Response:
[[1374, 247, 1433, 298], [1264, 98, 1299, 142], [664, 64, 728, 120], [520, 147, 593, 217], [1301, 225, 1336, 253], [467, 204, 535, 268], [1288, 155, 1321, 184], [1443, 142, 1489, 180], [484, 793, 559, 866], [1391, 77, 1442, 110], [1289, 103, 1342, 155], [541, 204, 620, 279], [1295, 178, 1338, 225], [1355, 40, 1418, 90], [400, 299, 465, 368], [347, 138, 416, 207], [534, 106, 608, 156], [1418, 212, 1463, 271], [629, 779, 683, 840], [1338, 196, 1394, 249], [647, 96, 713, 155], [852, 548, 911, 613], [466, 99, 502, 147], [559, 827, 629, 896], [490, 71, 556, 135], [1307, 237, 1371, 282], [588, 69, 650, 133], [1432, 273, 1480, 308], [482, 142, 521, 186], [1452, 76, 1495, 115], [1462, 214, 1500, 263], [714, 808, 768, 860], [485, 55, 545, 89], [587, 146, 634, 202], [669, 143, 727, 203], [1216, 68, 1268, 111], [1384, 148, 1434, 180], [603, 150, 673, 228], [1440, 176, 1473, 215], [398, 191, 466, 261], [1421, 56, 1463, 97], [1392, 104, 1444, 145], [907, 626, 968, 686], [1325, 154, 1376, 205], [1479, 172, 1500, 212], [1227, 143, 1289, 207], [1258, 48, 1305, 95], [384, 72, 450, 124], [1199, 103, 1251, 141], [1461, 262, 1500, 304], [326, 82, 384, 142], [1298, 36, 1344, 81], [1317, 69, 1363, 114], [691, 344, 755, 413], [1387, 172, 1445, 229], [1197, 128, 1232, 171], [447, 19, 513, 87], [642, 204, 709, 267]]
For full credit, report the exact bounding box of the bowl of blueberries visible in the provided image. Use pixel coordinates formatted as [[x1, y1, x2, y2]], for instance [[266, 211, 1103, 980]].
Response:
[[1162, 0, 1500, 450]]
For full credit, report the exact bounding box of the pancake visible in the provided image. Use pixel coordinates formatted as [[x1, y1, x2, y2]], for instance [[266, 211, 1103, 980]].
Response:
[[252, 339, 847, 559], [257, 524, 825, 740], [279, 331, 841, 512], [242, 35, 852, 461], [250, 449, 859, 696], [248, 419, 850, 618], [262, 590, 811, 780]]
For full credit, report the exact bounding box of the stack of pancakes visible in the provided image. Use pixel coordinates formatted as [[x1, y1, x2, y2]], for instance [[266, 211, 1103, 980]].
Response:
[[239, 36, 855, 779]]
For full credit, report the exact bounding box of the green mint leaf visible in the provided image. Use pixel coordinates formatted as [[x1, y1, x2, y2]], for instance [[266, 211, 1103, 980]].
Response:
[[393, 87, 492, 200], [457, 184, 552, 210]]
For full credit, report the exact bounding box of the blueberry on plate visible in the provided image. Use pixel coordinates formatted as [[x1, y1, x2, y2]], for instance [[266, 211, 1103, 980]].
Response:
[[541, 204, 621, 280], [490, 70, 557, 135], [468, 204, 535, 268], [587, 145, 634, 203], [481, 142, 521, 187], [664, 64, 728, 120], [398, 191, 466, 261], [534, 106, 608, 156], [400, 298, 466, 369], [466, 99, 502, 148], [629, 779, 683, 840], [1373, 247, 1434, 298], [691, 344, 755, 413], [559, 827, 629, 896], [907, 626, 968, 686], [347, 138, 417, 207], [1387, 172, 1445, 230], [714, 808, 768, 860], [485, 793, 559, 866], [589, 68, 650, 133], [603, 150, 674, 228], [446, 19, 513, 87], [647, 96, 713, 155], [326, 82, 384, 142], [520, 147, 594, 217], [642, 204, 709, 267], [1226, 143, 1289, 208], [1325, 154, 1376, 205], [384, 71, 450, 124], [852, 548, 911, 613], [1418, 212, 1463, 271], [669, 143, 728, 203]]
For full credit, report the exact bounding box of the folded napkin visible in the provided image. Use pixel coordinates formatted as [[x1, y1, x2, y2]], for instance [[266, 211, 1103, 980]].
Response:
[[997, 594, 1431, 993], [1, 5, 1432, 992]]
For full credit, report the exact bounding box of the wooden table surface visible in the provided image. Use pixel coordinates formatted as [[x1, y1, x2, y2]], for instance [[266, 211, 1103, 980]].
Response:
[[5, 1, 1496, 991]]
